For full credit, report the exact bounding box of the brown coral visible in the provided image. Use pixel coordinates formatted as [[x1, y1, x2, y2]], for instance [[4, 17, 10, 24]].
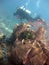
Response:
[[8, 23, 49, 65], [0, 23, 49, 65]]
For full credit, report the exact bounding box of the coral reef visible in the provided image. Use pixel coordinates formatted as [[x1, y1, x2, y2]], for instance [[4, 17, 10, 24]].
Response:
[[0, 23, 49, 65]]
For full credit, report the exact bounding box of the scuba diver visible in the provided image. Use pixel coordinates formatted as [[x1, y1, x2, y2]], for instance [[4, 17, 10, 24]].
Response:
[[14, 6, 45, 22], [14, 6, 34, 22], [13, 0, 47, 27]]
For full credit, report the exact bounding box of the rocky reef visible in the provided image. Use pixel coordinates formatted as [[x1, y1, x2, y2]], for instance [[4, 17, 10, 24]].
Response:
[[0, 23, 49, 65]]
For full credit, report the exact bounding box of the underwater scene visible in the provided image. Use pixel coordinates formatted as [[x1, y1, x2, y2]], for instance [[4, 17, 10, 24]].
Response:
[[0, 0, 49, 65]]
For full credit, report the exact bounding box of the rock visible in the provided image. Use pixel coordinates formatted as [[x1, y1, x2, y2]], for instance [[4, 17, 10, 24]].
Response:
[[0, 33, 6, 43]]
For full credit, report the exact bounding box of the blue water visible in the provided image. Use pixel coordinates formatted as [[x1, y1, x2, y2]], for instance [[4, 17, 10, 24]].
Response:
[[0, 0, 49, 36]]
